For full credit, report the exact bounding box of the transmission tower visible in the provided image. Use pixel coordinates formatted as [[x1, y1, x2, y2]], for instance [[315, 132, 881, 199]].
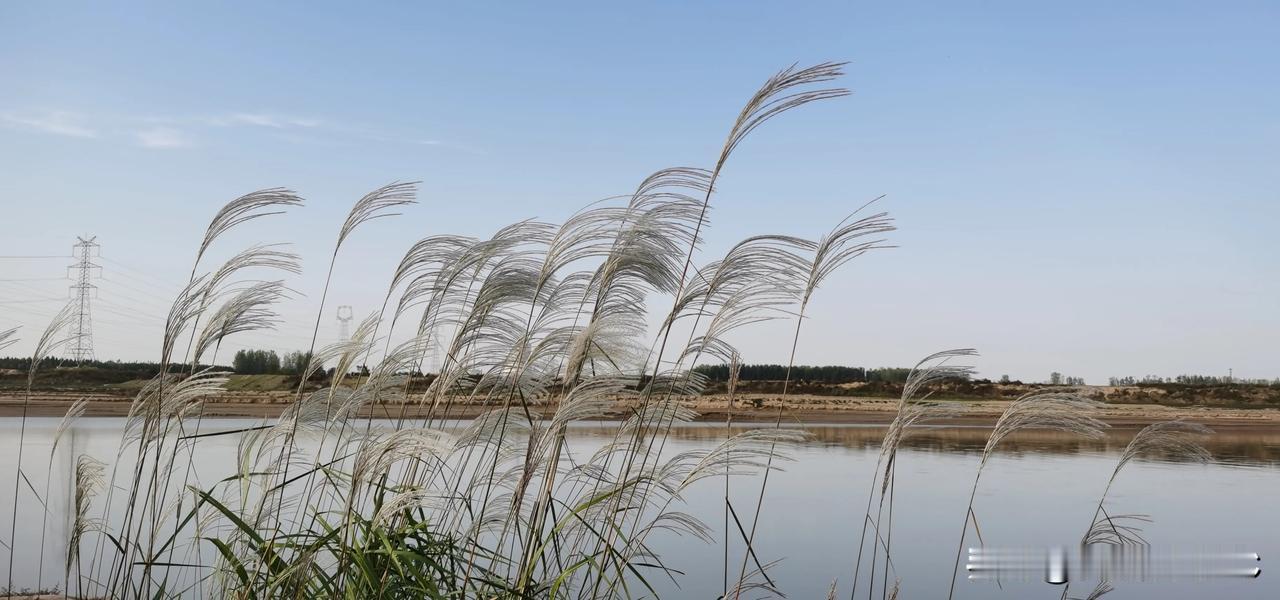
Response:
[[336, 305, 353, 341], [66, 236, 101, 365]]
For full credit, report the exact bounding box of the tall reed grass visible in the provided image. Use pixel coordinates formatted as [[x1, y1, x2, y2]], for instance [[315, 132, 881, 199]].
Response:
[[0, 62, 869, 599], [0, 62, 1212, 600]]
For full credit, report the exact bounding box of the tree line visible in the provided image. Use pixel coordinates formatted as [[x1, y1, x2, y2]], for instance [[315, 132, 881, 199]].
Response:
[[692, 364, 916, 384], [0, 357, 207, 374], [1108, 374, 1280, 387], [7, 353, 1274, 388], [0, 351, 309, 376], [231, 349, 313, 375]]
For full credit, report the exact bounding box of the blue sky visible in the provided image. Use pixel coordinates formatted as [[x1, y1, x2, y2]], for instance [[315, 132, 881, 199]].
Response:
[[1, 1, 1277, 382]]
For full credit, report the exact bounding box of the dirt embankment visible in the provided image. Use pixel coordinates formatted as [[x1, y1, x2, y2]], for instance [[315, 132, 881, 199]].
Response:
[[6, 369, 1276, 409], [2, 389, 1279, 433], [3, 370, 1278, 430]]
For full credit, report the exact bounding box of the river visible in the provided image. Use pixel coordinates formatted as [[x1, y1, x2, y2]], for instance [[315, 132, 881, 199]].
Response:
[[1, 418, 1276, 599]]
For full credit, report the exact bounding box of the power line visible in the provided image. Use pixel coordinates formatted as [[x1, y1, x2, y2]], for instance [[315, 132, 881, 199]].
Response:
[[91, 299, 164, 322], [93, 303, 164, 325], [4, 251, 323, 358], [0, 302, 145, 328], [96, 256, 179, 291], [99, 273, 176, 296], [0, 279, 65, 295], [95, 282, 176, 311]]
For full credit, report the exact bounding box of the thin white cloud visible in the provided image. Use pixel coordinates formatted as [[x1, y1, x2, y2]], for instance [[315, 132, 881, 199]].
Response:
[[1, 108, 470, 152], [357, 132, 481, 153], [216, 115, 480, 152], [208, 113, 321, 129], [0, 110, 97, 138], [135, 127, 193, 148]]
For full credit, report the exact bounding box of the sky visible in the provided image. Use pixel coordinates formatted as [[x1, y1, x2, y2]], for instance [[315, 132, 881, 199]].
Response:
[[1, 1, 1277, 383]]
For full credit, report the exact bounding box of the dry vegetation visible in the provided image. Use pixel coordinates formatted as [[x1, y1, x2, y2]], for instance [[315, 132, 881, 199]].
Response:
[[0, 63, 1214, 600]]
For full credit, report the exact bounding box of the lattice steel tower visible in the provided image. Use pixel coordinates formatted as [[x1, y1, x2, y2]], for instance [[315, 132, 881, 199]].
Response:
[[66, 236, 101, 364], [336, 305, 353, 341]]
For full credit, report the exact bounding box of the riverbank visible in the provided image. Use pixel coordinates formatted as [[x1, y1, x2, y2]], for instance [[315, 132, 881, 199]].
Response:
[[3, 390, 1279, 432]]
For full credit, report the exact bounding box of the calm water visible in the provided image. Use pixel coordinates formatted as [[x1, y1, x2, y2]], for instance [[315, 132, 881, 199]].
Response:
[[2, 418, 1277, 599]]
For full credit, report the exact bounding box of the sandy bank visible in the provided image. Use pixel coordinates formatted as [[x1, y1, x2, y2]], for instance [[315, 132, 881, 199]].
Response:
[[2, 391, 1278, 432]]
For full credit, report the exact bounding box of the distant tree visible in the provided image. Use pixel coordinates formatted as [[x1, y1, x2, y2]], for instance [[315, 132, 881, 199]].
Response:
[[281, 350, 313, 375], [1049, 372, 1063, 385], [866, 367, 913, 383], [232, 349, 281, 375], [999, 374, 1011, 384]]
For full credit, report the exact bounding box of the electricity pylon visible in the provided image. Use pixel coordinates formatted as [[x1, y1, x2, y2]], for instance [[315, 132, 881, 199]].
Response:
[[66, 236, 101, 365], [336, 305, 353, 341]]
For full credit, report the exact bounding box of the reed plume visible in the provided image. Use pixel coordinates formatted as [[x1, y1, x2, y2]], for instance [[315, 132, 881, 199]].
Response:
[[854, 349, 975, 600], [36, 398, 88, 590], [194, 188, 303, 269], [1083, 422, 1211, 549], [1082, 514, 1151, 547], [1058, 422, 1211, 599], [7, 302, 76, 592], [735, 204, 895, 595], [0, 327, 17, 353], [946, 392, 1107, 599], [67, 455, 106, 598], [267, 180, 418, 540], [1070, 579, 1114, 600], [478, 62, 857, 597], [107, 186, 301, 593]]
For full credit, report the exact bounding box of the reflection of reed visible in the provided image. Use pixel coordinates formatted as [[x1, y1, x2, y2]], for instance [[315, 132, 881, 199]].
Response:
[[570, 424, 1280, 466]]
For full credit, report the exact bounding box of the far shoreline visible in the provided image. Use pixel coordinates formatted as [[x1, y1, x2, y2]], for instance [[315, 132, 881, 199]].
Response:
[[3, 392, 1279, 433]]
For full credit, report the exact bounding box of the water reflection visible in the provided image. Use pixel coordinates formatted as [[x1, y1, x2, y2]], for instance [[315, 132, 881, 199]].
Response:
[[1, 418, 1276, 599], [571, 422, 1280, 466]]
